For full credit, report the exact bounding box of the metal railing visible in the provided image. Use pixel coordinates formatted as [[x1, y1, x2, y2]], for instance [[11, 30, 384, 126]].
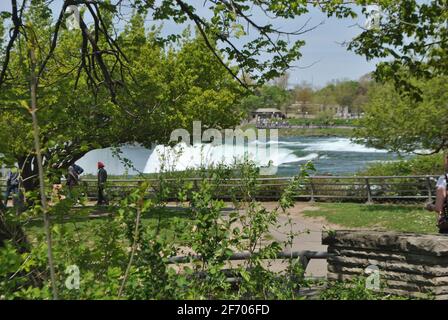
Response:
[[0, 175, 442, 202], [168, 250, 331, 284], [169, 250, 330, 270]]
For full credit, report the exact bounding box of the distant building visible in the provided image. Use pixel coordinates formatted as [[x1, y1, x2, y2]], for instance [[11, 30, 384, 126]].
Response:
[[285, 102, 364, 119], [252, 108, 286, 121]]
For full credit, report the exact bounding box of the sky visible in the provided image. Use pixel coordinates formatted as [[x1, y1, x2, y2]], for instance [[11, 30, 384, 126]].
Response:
[[152, 2, 380, 88], [285, 10, 379, 87], [0, 1, 380, 88]]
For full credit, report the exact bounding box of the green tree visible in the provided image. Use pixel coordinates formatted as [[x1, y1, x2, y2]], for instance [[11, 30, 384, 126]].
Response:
[[345, 0, 448, 100], [292, 82, 314, 115], [313, 78, 375, 116], [0, 10, 244, 189], [315, 80, 357, 110], [353, 77, 448, 153], [239, 84, 292, 116], [0, 0, 354, 91]]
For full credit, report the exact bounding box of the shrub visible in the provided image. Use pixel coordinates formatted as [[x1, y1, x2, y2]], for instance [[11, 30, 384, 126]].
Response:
[[359, 154, 444, 177], [0, 161, 315, 300]]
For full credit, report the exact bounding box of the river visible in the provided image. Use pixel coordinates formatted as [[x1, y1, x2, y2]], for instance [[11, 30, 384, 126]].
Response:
[[75, 136, 404, 177]]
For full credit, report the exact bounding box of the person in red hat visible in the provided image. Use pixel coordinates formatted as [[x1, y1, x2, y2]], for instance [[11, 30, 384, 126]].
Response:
[[97, 161, 108, 205]]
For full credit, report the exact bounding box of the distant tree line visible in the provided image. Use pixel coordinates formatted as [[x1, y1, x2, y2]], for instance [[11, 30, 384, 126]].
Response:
[[239, 73, 376, 119]]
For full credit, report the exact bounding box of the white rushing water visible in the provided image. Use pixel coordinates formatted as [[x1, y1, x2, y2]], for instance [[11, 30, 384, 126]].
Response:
[[74, 137, 396, 176], [262, 137, 387, 153], [301, 138, 387, 153], [142, 142, 309, 173], [142, 138, 380, 174]]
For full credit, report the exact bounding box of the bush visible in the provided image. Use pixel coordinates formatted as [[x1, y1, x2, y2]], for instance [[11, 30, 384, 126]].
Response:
[[0, 161, 315, 300], [359, 154, 444, 176], [320, 277, 409, 300]]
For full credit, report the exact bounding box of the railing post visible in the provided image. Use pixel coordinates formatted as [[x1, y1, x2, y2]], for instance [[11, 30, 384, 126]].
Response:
[[365, 178, 372, 204], [309, 178, 315, 203], [193, 179, 198, 192], [426, 176, 433, 202], [299, 254, 310, 271]]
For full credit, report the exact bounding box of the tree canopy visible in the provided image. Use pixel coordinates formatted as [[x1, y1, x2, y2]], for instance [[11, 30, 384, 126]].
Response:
[[239, 84, 292, 115], [0, 4, 244, 188], [347, 0, 448, 100], [354, 77, 448, 154], [0, 0, 357, 95]]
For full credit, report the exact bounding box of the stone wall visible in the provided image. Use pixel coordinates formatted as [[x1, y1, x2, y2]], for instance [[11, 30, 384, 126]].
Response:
[[322, 230, 448, 299]]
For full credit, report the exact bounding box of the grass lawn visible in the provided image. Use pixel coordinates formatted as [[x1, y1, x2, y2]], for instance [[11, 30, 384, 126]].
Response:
[[302, 203, 438, 234], [24, 206, 194, 245]]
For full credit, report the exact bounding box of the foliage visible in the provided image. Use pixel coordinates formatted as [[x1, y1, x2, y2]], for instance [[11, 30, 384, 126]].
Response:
[[346, 0, 448, 100], [240, 124, 354, 138], [278, 127, 354, 138], [0, 0, 363, 100], [290, 76, 375, 117], [0, 8, 244, 186], [0, 161, 317, 299], [315, 110, 336, 126], [239, 84, 292, 115], [241, 76, 376, 118], [313, 79, 372, 114], [359, 154, 444, 177], [286, 118, 358, 127], [2, 0, 445, 302], [320, 277, 409, 300], [293, 82, 314, 105], [353, 77, 448, 153]]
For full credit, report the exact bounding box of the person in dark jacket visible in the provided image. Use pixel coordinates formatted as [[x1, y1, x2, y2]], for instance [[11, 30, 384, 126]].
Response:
[[97, 161, 108, 205], [66, 166, 79, 188], [66, 164, 84, 200], [4, 167, 20, 207]]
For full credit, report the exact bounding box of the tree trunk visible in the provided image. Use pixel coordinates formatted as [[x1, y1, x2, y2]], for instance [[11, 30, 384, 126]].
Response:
[[29, 38, 59, 299]]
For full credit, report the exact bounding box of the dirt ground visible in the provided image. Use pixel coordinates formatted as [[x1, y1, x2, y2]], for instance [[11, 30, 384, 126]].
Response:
[[215, 201, 342, 278], [258, 202, 339, 278]]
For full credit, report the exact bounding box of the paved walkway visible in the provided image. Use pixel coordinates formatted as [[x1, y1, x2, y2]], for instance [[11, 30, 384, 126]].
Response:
[[259, 202, 337, 278]]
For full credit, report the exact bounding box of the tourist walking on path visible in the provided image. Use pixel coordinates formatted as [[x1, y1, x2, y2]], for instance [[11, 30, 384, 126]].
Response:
[[97, 161, 108, 205], [4, 167, 20, 208], [66, 164, 84, 200]]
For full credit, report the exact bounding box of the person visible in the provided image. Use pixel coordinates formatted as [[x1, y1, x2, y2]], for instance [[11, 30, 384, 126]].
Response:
[[4, 167, 20, 208], [97, 161, 108, 205], [72, 164, 84, 176], [425, 156, 448, 233], [66, 163, 84, 200], [66, 166, 79, 192]]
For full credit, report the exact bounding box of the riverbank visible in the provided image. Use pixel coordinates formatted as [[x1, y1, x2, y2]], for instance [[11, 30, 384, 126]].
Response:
[[277, 127, 354, 137], [240, 124, 354, 138]]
